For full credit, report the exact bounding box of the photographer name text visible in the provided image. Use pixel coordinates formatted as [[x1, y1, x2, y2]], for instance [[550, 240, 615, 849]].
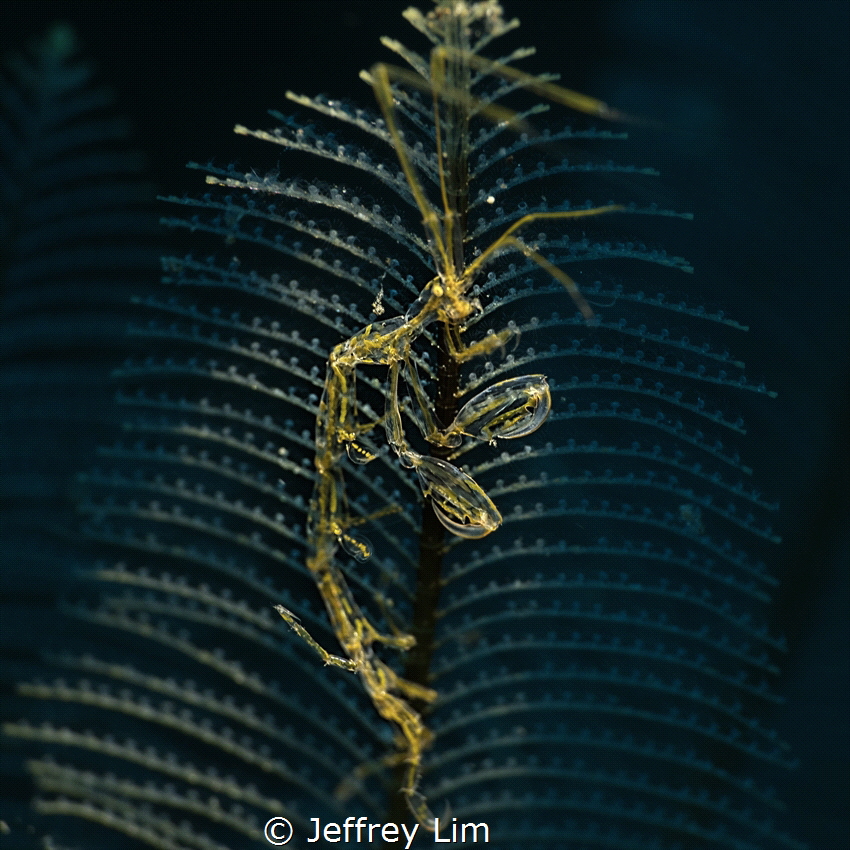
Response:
[[307, 816, 489, 845]]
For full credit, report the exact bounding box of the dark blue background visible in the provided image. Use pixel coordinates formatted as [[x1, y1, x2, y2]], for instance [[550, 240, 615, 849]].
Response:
[[2, 2, 847, 847]]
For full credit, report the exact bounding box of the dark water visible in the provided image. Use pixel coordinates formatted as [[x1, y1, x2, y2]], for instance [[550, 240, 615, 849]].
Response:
[[2, 2, 846, 848]]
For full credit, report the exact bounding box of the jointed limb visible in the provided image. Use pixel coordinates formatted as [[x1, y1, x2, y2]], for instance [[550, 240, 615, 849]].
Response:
[[444, 320, 514, 363], [263, 12, 642, 833], [274, 605, 358, 672], [287, 43, 628, 831], [315, 567, 416, 652], [465, 207, 624, 321]]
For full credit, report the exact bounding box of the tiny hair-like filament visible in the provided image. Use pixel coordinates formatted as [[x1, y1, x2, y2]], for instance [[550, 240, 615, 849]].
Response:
[[270, 1, 632, 829]]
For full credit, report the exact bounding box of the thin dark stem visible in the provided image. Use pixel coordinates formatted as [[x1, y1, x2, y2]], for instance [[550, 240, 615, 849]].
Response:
[[388, 16, 470, 823], [387, 321, 459, 824]]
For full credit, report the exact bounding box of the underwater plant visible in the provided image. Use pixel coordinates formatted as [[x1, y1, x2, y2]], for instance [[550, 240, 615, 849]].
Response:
[[2, 2, 806, 848]]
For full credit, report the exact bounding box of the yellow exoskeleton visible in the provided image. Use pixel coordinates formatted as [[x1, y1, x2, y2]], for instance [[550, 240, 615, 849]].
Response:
[[209, 0, 626, 827]]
